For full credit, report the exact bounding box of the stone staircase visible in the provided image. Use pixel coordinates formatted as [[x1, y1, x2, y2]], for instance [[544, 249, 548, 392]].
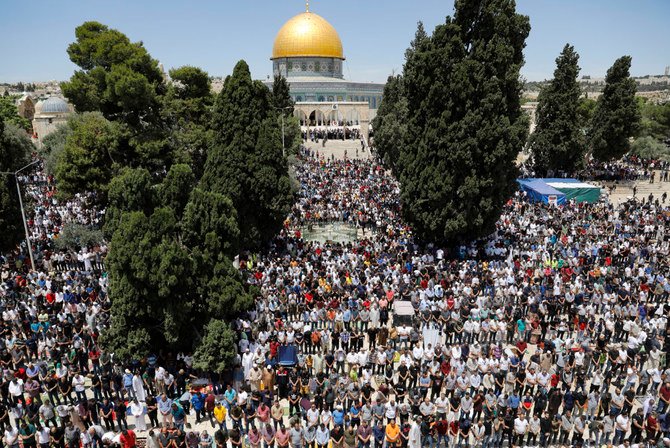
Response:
[[601, 171, 670, 205]]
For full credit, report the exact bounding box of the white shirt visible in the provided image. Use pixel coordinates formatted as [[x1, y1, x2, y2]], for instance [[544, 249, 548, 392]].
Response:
[[8, 380, 23, 396], [307, 408, 320, 426], [72, 375, 86, 392], [38, 427, 51, 444], [615, 415, 629, 431], [514, 418, 529, 435], [4, 428, 19, 444], [385, 402, 397, 419]]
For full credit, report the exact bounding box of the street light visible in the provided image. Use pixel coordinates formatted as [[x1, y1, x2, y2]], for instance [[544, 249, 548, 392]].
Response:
[[0, 159, 39, 271], [273, 106, 293, 157]]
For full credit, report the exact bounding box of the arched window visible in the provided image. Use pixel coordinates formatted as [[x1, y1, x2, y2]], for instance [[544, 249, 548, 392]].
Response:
[[318, 96, 325, 102], [327, 96, 334, 102], [371, 97, 377, 108], [296, 96, 303, 102]]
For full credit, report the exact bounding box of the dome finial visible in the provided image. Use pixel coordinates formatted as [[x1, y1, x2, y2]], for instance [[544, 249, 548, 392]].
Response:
[[305, 0, 309, 12]]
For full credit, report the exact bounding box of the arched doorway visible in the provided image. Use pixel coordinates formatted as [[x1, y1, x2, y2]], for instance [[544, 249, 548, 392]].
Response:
[[308, 110, 326, 126], [294, 109, 309, 126], [347, 109, 360, 126]]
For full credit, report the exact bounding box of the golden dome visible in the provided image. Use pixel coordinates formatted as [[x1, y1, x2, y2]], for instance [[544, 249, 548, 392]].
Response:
[[272, 11, 344, 60]]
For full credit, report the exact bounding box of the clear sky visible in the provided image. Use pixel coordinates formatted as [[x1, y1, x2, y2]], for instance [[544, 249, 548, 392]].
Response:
[[1, 0, 668, 84]]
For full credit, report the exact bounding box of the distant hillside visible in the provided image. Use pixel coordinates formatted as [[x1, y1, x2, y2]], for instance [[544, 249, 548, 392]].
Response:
[[525, 74, 670, 95]]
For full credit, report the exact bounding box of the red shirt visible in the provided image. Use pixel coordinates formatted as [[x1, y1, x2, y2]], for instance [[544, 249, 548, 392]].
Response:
[[205, 393, 216, 412], [646, 415, 658, 432], [660, 385, 670, 403], [434, 420, 449, 435], [120, 430, 136, 448]]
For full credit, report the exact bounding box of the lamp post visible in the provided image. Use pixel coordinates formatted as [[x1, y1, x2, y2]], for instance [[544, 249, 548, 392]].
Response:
[[274, 106, 293, 157], [1, 159, 39, 271]]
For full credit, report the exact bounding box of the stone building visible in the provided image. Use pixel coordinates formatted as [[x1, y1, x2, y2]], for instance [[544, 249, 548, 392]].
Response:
[[16, 94, 36, 121], [32, 96, 73, 147]]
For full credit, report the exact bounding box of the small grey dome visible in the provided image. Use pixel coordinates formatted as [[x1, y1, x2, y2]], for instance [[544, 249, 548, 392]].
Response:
[[37, 97, 70, 114]]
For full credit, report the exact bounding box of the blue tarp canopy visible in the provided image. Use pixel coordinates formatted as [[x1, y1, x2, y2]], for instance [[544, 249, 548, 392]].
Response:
[[277, 345, 298, 366], [517, 179, 566, 205]]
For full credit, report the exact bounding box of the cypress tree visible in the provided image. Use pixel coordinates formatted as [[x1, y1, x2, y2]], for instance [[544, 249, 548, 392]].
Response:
[[271, 74, 294, 116], [589, 56, 641, 161], [371, 74, 407, 176], [201, 60, 291, 249], [398, 0, 530, 244], [530, 44, 585, 175]]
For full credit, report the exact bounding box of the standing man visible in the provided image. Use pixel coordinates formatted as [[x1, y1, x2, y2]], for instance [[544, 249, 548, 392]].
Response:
[[386, 420, 401, 448], [408, 417, 421, 448], [613, 412, 630, 445], [290, 421, 305, 448], [513, 413, 528, 446]]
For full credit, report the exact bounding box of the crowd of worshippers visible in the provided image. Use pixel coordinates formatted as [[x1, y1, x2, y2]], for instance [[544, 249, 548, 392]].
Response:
[[518, 156, 668, 184], [1, 150, 670, 448], [577, 157, 669, 183], [303, 128, 363, 143]]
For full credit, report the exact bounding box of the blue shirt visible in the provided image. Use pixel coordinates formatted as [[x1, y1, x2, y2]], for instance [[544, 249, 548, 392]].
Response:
[[191, 393, 205, 411], [507, 395, 520, 409], [333, 409, 345, 425], [123, 373, 133, 387], [225, 389, 237, 404]]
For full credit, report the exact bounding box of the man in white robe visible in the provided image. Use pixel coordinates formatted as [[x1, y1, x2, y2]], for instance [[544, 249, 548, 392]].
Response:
[[242, 348, 255, 381], [132, 373, 146, 402], [409, 416, 422, 448], [130, 399, 147, 431]]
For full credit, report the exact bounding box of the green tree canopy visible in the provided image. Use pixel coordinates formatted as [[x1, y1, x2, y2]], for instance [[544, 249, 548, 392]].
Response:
[[61, 22, 177, 176], [371, 74, 407, 176], [103, 207, 195, 359], [61, 21, 165, 128], [384, 0, 530, 244], [57, 24, 256, 363], [54, 223, 104, 251], [54, 112, 123, 200], [103, 167, 154, 237], [631, 136, 670, 160], [589, 56, 641, 161], [202, 60, 291, 249], [192, 319, 238, 373], [158, 163, 195, 220], [181, 187, 239, 260], [638, 99, 670, 141], [39, 123, 71, 176], [169, 66, 212, 100], [577, 96, 597, 130], [162, 66, 215, 178], [271, 74, 294, 116], [210, 61, 271, 146], [0, 96, 31, 131], [530, 44, 585, 175], [0, 119, 32, 252]]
